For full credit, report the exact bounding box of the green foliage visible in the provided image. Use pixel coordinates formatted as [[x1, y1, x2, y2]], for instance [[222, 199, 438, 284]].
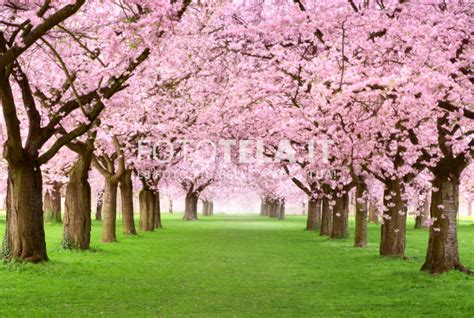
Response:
[[0, 214, 472, 317]]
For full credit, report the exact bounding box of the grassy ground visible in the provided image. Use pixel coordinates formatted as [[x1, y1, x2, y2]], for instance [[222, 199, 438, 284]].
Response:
[[0, 214, 473, 317]]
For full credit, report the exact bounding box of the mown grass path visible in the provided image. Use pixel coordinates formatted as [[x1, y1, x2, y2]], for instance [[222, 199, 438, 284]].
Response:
[[0, 214, 473, 317]]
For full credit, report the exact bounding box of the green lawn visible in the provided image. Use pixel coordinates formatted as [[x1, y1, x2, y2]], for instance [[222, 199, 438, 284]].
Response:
[[0, 214, 473, 317]]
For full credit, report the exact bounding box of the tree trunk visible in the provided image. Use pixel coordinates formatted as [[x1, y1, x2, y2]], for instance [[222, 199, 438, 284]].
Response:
[[421, 172, 468, 274], [306, 198, 321, 230], [468, 200, 472, 217], [415, 196, 430, 229], [320, 197, 332, 236], [260, 198, 270, 216], [209, 201, 214, 216], [331, 193, 349, 239], [95, 190, 103, 221], [380, 179, 407, 257], [154, 192, 162, 228], [168, 198, 173, 214], [44, 183, 61, 223], [202, 200, 209, 216], [102, 178, 118, 242], [120, 170, 136, 235], [278, 200, 285, 220], [3, 163, 48, 262], [139, 188, 155, 231], [354, 183, 368, 247], [184, 191, 198, 220], [63, 150, 93, 250], [368, 202, 379, 224]]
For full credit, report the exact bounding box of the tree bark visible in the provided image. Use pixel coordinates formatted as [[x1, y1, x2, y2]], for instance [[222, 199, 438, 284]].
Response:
[[120, 170, 136, 235], [154, 191, 162, 228], [3, 163, 48, 262], [44, 182, 61, 223], [260, 197, 270, 216], [421, 172, 468, 274], [168, 198, 173, 214], [306, 198, 321, 230], [184, 191, 198, 220], [102, 178, 118, 242], [202, 200, 210, 216], [380, 179, 407, 257], [63, 150, 93, 250], [415, 196, 430, 229], [209, 201, 214, 216], [354, 183, 368, 247], [139, 187, 155, 231], [331, 193, 349, 239], [368, 202, 379, 224], [320, 197, 332, 236], [278, 200, 285, 220], [95, 190, 103, 221]]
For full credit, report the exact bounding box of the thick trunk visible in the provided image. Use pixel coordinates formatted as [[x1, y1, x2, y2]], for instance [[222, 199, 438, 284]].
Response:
[[153, 192, 162, 228], [3, 162, 48, 262], [331, 193, 349, 239], [120, 170, 136, 235], [380, 179, 407, 257], [269, 200, 279, 218], [139, 188, 155, 231], [415, 196, 430, 229], [368, 202, 379, 224], [320, 197, 332, 236], [354, 183, 368, 247], [95, 190, 103, 221], [421, 172, 468, 274], [306, 198, 321, 230], [63, 151, 92, 249], [102, 178, 118, 242], [183, 191, 198, 220], [44, 183, 61, 223], [278, 200, 285, 220]]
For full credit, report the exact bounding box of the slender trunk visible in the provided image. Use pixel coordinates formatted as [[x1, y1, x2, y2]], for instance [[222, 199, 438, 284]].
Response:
[[202, 200, 209, 216], [3, 163, 48, 262], [269, 200, 278, 218], [467, 200, 472, 217], [421, 171, 468, 274], [102, 178, 118, 242], [331, 193, 349, 239], [95, 190, 103, 221], [63, 151, 93, 249], [154, 191, 162, 228], [120, 170, 136, 235], [320, 197, 332, 236], [260, 198, 270, 216], [209, 201, 214, 216], [354, 183, 368, 247], [168, 198, 173, 214], [380, 179, 407, 257], [302, 201, 306, 215], [415, 196, 430, 229], [306, 198, 321, 230], [184, 191, 198, 220], [279, 200, 285, 220], [368, 202, 379, 224], [44, 183, 61, 223], [139, 187, 155, 231]]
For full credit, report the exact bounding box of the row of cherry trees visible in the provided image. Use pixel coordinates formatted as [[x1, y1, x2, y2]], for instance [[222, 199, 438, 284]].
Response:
[[0, 0, 472, 276]]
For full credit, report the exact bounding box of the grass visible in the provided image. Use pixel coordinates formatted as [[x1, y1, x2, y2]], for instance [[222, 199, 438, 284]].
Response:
[[0, 214, 473, 317]]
